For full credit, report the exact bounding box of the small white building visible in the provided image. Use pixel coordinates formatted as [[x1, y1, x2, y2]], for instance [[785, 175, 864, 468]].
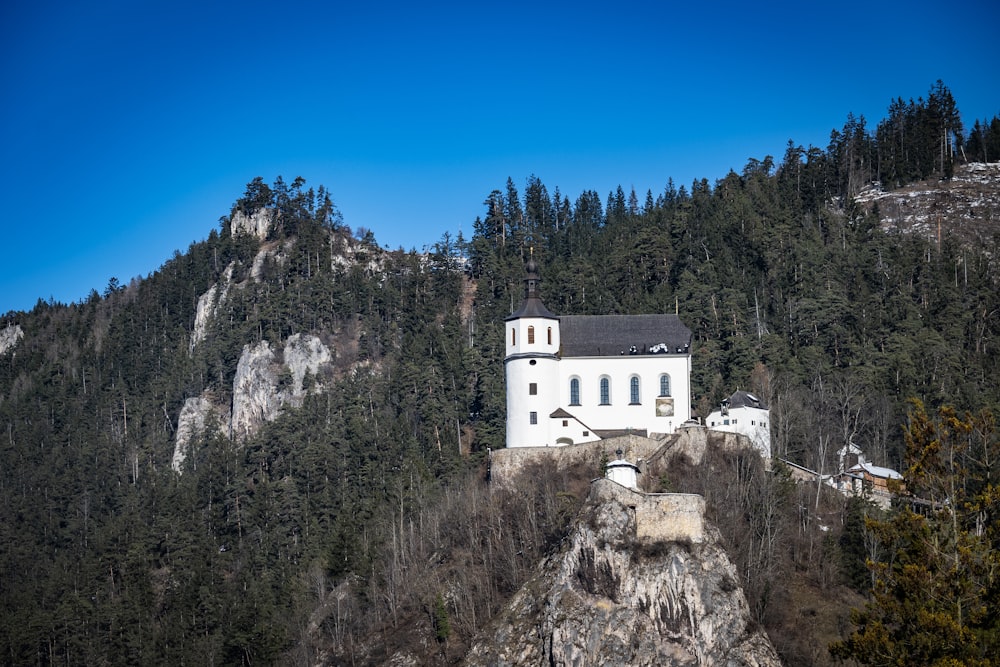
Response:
[[505, 260, 692, 448], [706, 390, 771, 459], [605, 453, 640, 489]]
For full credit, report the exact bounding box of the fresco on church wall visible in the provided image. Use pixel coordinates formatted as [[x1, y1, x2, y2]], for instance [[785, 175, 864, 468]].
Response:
[[656, 397, 675, 417]]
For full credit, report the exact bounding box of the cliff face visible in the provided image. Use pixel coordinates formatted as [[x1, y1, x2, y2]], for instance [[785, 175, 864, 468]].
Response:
[[229, 333, 333, 441], [0, 323, 23, 356], [464, 479, 780, 666], [230, 208, 274, 240], [171, 333, 335, 471], [170, 394, 228, 472]]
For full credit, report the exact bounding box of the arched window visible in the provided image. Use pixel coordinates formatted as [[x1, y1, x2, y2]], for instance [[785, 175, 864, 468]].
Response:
[[659, 374, 671, 397], [599, 377, 610, 405], [630, 376, 640, 404], [547, 327, 552, 345], [527, 326, 535, 344], [569, 378, 581, 405]]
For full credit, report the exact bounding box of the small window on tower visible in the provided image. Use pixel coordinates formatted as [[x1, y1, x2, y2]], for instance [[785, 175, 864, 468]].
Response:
[[511, 328, 516, 346], [527, 326, 535, 344], [529, 383, 537, 395], [529, 411, 537, 425], [547, 327, 552, 345]]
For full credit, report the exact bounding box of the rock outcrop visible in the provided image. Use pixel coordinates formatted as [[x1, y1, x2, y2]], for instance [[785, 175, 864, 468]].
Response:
[[282, 332, 332, 399], [171, 395, 228, 472], [229, 334, 333, 441], [230, 340, 282, 440], [190, 263, 234, 352], [189, 241, 290, 352], [231, 208, 274, 240], [174, 333, 335, 470], [853, 162, 1000, 247], [464, 479, 781, 666], [0, 323, 24, 356]]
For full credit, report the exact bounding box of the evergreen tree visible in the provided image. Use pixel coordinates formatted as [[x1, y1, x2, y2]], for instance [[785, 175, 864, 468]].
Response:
[[830, 401, 1000, 666]]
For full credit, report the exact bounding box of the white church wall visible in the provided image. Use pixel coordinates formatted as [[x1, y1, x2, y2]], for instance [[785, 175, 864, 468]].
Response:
[[559, 354, 691, 435], [502, 260, 694, 448]]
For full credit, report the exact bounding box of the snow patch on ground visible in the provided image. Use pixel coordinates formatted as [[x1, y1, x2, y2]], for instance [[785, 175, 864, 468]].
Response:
[[854, 163, 1000, 248]]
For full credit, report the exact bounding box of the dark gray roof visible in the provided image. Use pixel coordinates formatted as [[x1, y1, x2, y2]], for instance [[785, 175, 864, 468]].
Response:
[[506, 295, 557, 320], [593, 428, 648, 438], [559, 314, 691, 357], [725, 390, 766, 410]]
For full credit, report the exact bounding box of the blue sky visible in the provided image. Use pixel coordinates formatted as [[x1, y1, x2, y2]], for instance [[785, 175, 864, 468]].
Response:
[[2, 0, 998, 314]]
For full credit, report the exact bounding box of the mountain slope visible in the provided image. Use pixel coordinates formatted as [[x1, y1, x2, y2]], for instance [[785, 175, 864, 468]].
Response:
[[1, 140, 999, 664]]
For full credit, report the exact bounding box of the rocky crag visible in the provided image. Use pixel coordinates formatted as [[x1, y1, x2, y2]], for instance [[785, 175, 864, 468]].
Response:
[[464, 478, 781, 666], [0, 324, 23, 356], [172, 209, 355, 471]]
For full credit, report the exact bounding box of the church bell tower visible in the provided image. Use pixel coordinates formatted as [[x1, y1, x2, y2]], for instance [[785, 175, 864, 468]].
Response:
[[504, 259, 560, 447]]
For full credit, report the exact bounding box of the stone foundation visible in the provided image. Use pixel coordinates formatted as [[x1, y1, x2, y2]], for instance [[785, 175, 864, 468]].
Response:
[[591, 478, 706, 543], [489, 434, 667, 487]]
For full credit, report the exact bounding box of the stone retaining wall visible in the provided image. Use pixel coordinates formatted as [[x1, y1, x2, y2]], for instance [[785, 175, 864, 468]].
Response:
[[591, 478, 706, 543], [489, 434, 666, 487]]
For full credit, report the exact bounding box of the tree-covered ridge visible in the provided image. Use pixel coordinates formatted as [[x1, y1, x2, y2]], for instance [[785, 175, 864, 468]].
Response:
[[0, 182, 481, 663], [0, 80, 997, 664]]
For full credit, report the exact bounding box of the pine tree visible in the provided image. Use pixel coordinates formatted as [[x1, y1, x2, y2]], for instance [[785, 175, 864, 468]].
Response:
[[830, 401, 1000, 666]]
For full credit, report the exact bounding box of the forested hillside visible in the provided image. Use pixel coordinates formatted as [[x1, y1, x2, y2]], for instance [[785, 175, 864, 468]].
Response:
[[1, 82, 998, 665]]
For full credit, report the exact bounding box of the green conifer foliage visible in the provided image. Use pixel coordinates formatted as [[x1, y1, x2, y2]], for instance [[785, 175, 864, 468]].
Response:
[[830, 401, 1000, 666]]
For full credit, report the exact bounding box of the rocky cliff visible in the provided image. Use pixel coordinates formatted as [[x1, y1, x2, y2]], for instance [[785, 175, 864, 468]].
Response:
[[172, 332, 335, 471], [464, 479, 781, 666], [0, 323, 23, 356], [170, 394, 228, 472], [854, 161, 1000, 246], [229, 333, 333, 440], [230, 208, 274, 240]]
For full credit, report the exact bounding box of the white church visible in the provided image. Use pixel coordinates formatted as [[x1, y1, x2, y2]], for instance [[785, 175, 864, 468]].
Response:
[[505, 259, 692, 448]]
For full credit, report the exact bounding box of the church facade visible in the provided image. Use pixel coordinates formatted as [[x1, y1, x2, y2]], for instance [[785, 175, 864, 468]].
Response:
[[505, 260, 692, 448]]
